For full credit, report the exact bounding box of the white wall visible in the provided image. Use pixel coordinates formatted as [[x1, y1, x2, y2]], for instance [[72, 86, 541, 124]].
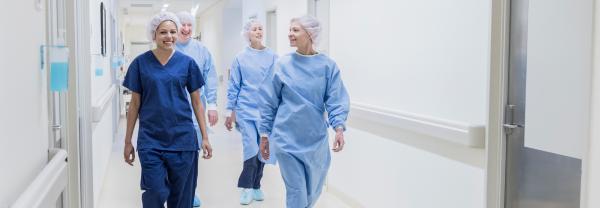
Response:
[[328, 1, 489, 207], [584, 1, 600, 207], [331, 0, 490, 126], [90, 0, 115, 100], [88, 0, 120, 205], [0, 1, 49, 207], [328, 128, 485, 208]]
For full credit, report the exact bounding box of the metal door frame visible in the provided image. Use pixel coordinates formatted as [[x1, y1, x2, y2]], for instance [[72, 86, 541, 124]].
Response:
[[486, 0, 511, 207], [503, 0, 528, 206]]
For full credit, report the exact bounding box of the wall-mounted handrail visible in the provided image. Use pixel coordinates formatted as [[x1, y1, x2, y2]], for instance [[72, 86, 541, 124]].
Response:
[[92, 84, 116, 122], [350, 102, 485, 148], [11, 149, 68, 208]]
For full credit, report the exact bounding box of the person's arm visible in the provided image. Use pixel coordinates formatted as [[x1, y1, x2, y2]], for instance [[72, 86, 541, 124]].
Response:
[[225, 59, 242, 131], [258, 63, 283, 160], [186, 59, 212, 158], [324, 63, 350, 152], [191, 90, 212, 159], [203, 50, 219, 126], [122, 58, 142, 165], [124, 93, 140, 166]]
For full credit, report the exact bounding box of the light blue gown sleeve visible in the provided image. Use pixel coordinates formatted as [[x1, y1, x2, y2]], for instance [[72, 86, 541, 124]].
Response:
[[325, 64, 350, 130], [203, 49, 218, 108], [226, 59, 242, 111], [258, 64, 283, 136]]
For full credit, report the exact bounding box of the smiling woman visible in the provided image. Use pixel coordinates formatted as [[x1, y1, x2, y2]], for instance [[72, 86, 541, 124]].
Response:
[[258, 15, 350, 208], [121, 11, 213, 208], [153, 21, 178, 62]]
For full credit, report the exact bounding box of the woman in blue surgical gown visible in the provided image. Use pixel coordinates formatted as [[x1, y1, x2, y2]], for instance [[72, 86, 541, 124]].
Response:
[[258, 15, 350, 208], [122, 12, 213, 208], [225, 19, 278, 205]]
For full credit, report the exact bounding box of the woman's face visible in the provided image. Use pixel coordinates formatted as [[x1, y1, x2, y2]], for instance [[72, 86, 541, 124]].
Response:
[[154, 21, 178, 50], [179, 22, 193, 41], [248, 23, 264, 44], [288, 21, 311, 48]]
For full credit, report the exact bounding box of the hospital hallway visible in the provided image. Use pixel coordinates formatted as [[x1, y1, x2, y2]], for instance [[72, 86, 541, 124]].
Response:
[[95, 120, 351, 208], [3, 0, 600, 208]]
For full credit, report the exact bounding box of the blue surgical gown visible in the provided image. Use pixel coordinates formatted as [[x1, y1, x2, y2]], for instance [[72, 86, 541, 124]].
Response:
[[175, 39, 217, 128], [227, 46, 278, 120], [227, 46, 278, 164], [258, 52, 350, 208], [122, 50, 204, 151]]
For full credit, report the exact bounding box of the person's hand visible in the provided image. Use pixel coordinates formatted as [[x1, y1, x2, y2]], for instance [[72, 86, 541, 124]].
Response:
[[260, 137, 270, 160], [332, 130, 345, 152], [201, 139, 213, 159], [124, 142, 135, 166], [225, 111, 236, 131], [208, 110, 218, 126]]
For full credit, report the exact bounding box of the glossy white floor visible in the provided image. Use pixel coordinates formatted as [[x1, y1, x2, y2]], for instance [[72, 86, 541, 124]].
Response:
[[97, 119, 351, 208]]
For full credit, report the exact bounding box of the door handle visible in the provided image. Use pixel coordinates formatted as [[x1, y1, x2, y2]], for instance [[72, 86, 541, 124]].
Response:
[[503, 123, 524, 135], [503, 124, 523, 129]]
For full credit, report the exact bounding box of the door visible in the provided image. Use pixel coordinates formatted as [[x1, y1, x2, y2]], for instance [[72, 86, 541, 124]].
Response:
[[504, 0, 593, 207]]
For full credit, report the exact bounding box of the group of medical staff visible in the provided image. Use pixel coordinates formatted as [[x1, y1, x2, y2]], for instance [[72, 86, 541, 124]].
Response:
[[122, 10, 350, 208]]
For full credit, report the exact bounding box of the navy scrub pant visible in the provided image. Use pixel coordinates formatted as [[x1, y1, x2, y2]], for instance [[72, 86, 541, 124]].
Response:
[[237, 154, 265, 189], [138, 149, 198, 208]]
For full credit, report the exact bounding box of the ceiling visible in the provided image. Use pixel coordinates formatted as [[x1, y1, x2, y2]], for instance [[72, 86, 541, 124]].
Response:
[[119, 0, 221, 26]]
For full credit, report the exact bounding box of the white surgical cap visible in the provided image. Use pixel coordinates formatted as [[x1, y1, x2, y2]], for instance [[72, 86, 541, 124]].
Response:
[[290, 15, 321, 46], [176, 11, 195, 27], [147, 12, 182, 41], [240, 18, 263, 44]]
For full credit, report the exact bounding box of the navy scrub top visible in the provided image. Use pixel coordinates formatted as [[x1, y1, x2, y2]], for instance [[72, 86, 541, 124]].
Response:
[[123, 50, 205, 151]]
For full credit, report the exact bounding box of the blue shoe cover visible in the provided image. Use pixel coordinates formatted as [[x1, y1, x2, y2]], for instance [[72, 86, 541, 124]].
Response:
[[240, 189, 253, 205], [193, 195, 201, 207], [253, 189, 264, 201]]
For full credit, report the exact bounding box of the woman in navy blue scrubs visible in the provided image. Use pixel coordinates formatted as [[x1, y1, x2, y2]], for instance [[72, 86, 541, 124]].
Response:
[[122, 12, 213, 208]]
